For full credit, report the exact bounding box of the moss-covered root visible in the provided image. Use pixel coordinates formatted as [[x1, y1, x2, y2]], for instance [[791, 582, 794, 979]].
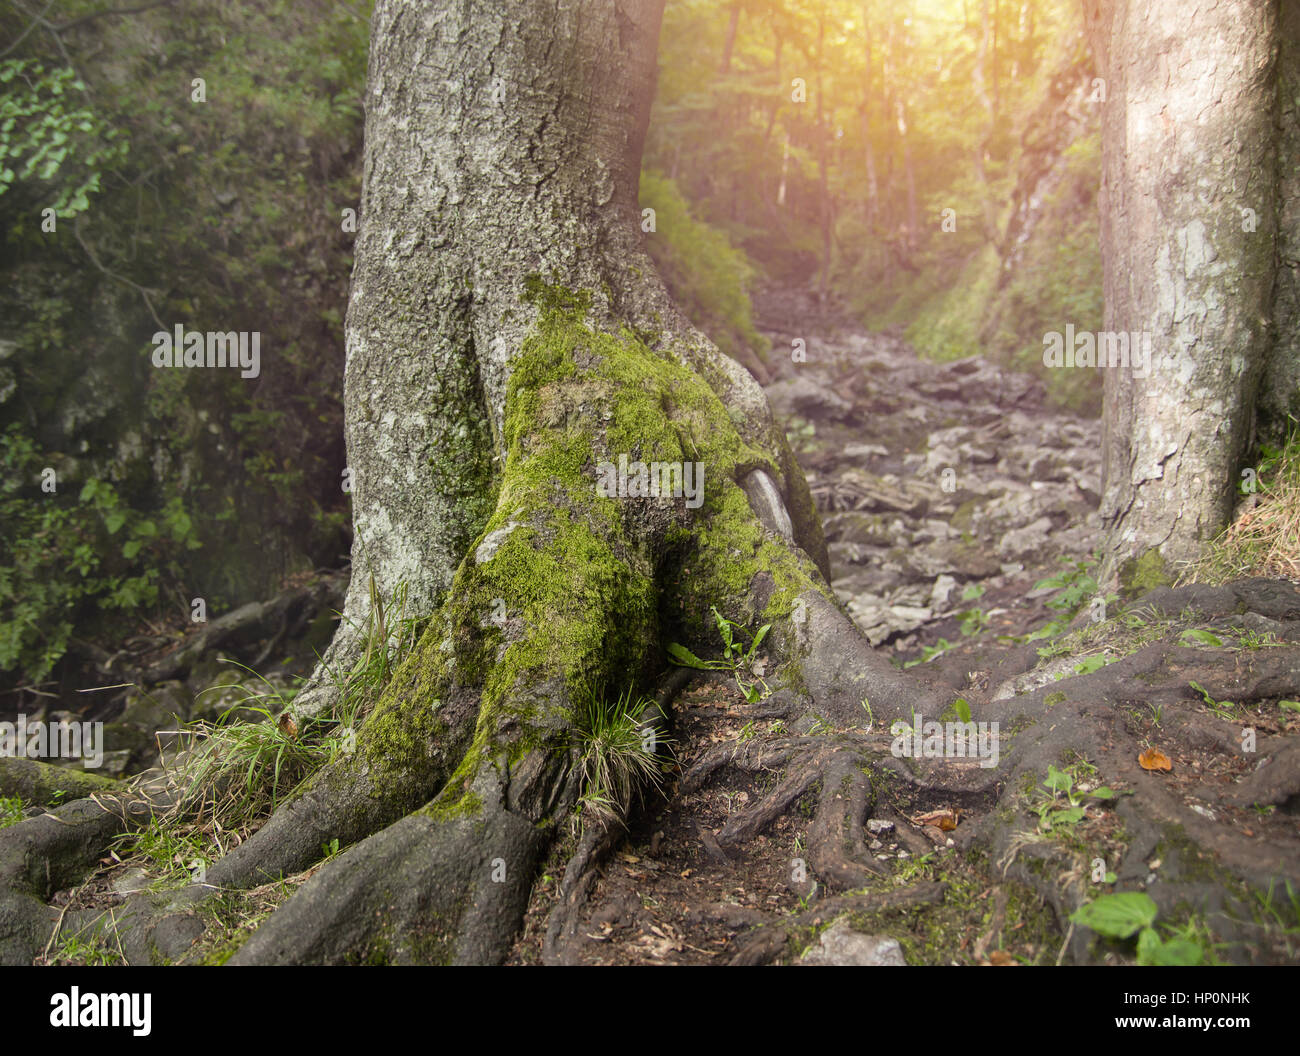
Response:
[[0, 792, 160, 964], [673, 470, 949, 727], [201, 747, 442, 890], [0, 757, 122, 806], [229, 747, 569, 965], [204, 590, 478, 889]]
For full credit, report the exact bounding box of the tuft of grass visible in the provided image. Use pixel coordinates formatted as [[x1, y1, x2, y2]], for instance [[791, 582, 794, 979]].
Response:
[[572, 685, 670, 826], [113, 817, 214, 887], [171, 664, 352, 832], [164, 579, 416, 835], [1183, 425, 1300, 585], [45, 919, 127, 966]]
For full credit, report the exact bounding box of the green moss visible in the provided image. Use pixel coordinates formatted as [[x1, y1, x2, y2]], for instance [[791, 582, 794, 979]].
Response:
[[1119, 548, 1173, 596], [1154, 823, 1228, 887], [950, 499, 979, 533]]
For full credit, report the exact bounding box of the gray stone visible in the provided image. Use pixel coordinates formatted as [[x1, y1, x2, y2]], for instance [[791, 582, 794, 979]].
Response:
[[800, 919, 908, 966]]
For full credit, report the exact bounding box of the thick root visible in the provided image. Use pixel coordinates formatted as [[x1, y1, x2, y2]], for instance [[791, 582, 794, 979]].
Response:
[[230, 748, 569, 965]]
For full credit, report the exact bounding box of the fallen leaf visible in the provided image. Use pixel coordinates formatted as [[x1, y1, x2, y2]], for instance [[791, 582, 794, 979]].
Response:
[[989, 950, 1016, 966], [1139, 747, 1172, 771], [278, 713, 298, 740], [913, 807, 960, 830]]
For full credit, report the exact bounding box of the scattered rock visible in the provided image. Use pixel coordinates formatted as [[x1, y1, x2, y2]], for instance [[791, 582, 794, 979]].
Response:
[[799, 918, 908, 966]]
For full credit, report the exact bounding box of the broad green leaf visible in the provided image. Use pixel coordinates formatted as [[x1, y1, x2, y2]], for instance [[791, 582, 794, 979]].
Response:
[[1071, 892, 1158, 939], [1074, 655, 1109, 675]]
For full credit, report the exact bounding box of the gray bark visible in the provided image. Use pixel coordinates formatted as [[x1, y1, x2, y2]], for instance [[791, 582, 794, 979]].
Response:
[[296, 0, 823, 723], [1088, 0, 1289, 584]]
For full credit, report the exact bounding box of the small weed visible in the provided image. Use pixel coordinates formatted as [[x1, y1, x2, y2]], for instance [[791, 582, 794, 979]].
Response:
[[1188, 680, 1235, 715], [1030, 763, 1118, 834], [1071, 892, 1207, 965], [668, 606, 771, 703], [0, 796, 23, 829]]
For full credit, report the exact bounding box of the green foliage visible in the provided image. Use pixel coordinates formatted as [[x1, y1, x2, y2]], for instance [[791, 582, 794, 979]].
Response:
[[0, 60, 127, 216], [640, 169, 767, 368], [903, 636, 955, 668], [1009, 553, 1116, 653], [0, 796, 23, 829], [116, 817, 214, 887], [0, 424, 202, 683], [1071, 892, 1208, 965], [1030, 762, 1117, 834], [1, 1, 373, 685], [1188, 680, 1235, 715], [47, 922, 127, 966], [1179, 628, 1224, 648]]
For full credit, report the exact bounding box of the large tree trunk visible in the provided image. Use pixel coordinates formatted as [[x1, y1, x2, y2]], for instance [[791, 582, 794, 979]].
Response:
[[195, 0, 936, 965], [1088, 0, 1297, 588]]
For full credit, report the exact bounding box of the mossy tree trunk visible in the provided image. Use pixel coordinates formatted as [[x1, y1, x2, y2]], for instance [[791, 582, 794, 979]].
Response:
[[1086, 0, 1299, 588], [199, 0, 943, 964]]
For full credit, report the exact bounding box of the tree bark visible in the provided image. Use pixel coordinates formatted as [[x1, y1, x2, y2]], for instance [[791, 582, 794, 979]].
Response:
[[202, 0, 930, 964], [1088, 0, 1292, 588]]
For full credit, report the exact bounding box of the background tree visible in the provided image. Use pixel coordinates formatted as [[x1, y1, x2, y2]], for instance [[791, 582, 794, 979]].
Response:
[[1084, 0, 1300, 586]]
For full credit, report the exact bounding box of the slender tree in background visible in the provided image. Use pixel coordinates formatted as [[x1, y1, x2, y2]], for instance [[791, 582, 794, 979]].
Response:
[[1086, 0, 1300, 586]]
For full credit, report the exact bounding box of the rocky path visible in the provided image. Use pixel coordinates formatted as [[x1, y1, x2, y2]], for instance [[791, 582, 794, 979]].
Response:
[[760, 322, 1102, 664]]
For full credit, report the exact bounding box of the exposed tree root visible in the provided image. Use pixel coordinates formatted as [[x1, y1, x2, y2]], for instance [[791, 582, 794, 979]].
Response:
[[229, 744, 571, 964], [0, 757, 121, 805], [542, 819, 629, 965], [0, 783, 171, 964]]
